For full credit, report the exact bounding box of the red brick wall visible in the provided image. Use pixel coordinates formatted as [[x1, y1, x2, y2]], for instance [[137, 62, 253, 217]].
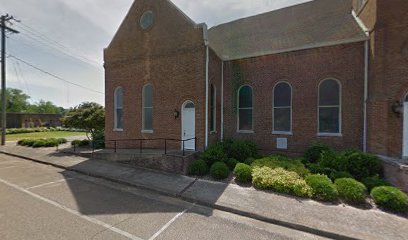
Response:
[[358, 0, 408, 157], [223, 43, 366, 155], [208, 49, 222, 146], [104, 0, 207, 151]]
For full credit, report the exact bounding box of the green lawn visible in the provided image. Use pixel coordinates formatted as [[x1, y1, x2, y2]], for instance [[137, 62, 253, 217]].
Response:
[[6, 131, 87, 141]]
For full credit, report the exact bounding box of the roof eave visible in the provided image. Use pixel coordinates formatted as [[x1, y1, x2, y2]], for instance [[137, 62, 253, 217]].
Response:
[[217, 36, 369, 61]]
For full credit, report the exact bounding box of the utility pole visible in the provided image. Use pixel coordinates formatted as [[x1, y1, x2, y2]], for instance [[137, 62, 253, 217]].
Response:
[[0, 14, 19, 145]]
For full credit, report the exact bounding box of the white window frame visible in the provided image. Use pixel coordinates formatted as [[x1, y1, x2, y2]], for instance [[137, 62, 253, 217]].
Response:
[[272, 81, 293, 135], [210, 84, 217, 133], [317, 78, 342, 137], [237, 85, 254, 133], [114, 87, 124, 131], [142, 84, 153, 133]]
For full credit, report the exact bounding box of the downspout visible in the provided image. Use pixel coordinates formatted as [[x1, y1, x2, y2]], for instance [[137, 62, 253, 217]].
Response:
[[202, 24, 209, 148], [353, 10, 370, 153], [221, 61, 224, 142]]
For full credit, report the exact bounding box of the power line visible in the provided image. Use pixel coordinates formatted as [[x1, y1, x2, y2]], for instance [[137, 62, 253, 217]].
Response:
[[13, 31, 101, 69], [8, 55, 104, 95], [17, 22, 101, 65]]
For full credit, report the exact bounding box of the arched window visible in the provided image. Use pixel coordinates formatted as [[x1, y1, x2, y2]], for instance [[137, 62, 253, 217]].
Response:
[[318, 79, 341, 134], [273, 82, 292, 133], [114, 87, 124, 130], [238, 85, 253, 131], [210, 84, 216, 132], [142, 84, 153, 131]]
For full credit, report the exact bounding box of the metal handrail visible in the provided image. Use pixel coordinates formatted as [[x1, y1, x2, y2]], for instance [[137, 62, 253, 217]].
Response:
[[107, 137, 197, 156]]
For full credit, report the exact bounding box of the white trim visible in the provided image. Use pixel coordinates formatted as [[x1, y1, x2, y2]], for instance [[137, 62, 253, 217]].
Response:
[[141, 130, 154, 134], [221, 61, 224, 141], [272, 131, 293, 136], [181, 100, 196, 150], [237, 85, 254, 132], [352, 10, 370, 35], [203, 24, 209, 149], [210, 84, 217, 133], [318, 133, 343, 137], [114, 87, 123, 130], [237, 130, 255, 134], [272, 81, 293, 134], [317, 79, 342, 135], [142, 83, 153, 131], [217, 37, 369, 61]]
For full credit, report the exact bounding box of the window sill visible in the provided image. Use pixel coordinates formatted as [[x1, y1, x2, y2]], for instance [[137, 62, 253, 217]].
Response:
[[272, 131, 293, 136], [142, 130, 154, 134], [237, 130, 254, 134], [317, 133, 342, 137], [113, 128, 124, 132], [210, 131, 217, 135]]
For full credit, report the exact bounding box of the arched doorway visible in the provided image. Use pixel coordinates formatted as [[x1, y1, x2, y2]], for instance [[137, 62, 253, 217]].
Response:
[[181, 101, 195, 150], [403, 94, 408, 158]]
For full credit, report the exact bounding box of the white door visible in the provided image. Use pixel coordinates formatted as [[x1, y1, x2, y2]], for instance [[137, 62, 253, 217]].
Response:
[[182, 101, 196, 150], [403, 97, 408, 158]]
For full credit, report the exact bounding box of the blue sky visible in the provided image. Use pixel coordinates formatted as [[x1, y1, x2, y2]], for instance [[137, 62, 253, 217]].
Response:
[[1, 0, 309, 108]]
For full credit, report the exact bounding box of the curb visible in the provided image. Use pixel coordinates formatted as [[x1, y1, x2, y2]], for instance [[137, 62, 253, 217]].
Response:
[[1, 150, 359, 240]]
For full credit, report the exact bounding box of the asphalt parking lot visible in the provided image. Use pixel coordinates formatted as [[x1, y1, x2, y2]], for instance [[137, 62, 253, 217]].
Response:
[[0, 154, 325, 240]]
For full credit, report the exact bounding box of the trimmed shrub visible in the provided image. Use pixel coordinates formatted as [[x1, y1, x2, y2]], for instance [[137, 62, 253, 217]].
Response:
[[303, 143, 331, 164], [305, 174, 338, 202], [71, 140, 82, 146], [233, 163, 252, 183], [201, 143, 228, 166], [252, 156, 310, 177], [71, 139, 91, 147], [210, 162, 230, 180], [344, 152, 382, 180], [252, 167, 312, 198], [371, 186, 408, 213], [188, 160, 209, 176], [17, 138, 65, 148], [329, 171, 353, 181], [362, 176, 390, 191], [57, 138, 68, 144], [223, 139, 258, 162], [335, 178, 367, 203], [226, 158, 239, 171], [307, 163, 336, 177], [318, 150, 348, 172], [244, 157, 255, 165]]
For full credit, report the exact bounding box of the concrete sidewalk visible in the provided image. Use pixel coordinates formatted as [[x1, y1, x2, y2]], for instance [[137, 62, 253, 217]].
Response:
[[1, 144, 408, 240]]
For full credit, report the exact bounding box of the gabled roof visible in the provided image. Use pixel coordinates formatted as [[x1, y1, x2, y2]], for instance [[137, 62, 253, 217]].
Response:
[[208, 0, 368, 61]]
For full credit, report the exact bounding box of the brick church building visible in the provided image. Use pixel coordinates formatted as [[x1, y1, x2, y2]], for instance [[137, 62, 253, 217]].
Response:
[[104, 0, 408, 159]]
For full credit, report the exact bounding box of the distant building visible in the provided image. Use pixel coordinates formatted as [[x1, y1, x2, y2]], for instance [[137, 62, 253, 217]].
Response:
[[1, 113, 62, 128], [104, 0, 408, 159]]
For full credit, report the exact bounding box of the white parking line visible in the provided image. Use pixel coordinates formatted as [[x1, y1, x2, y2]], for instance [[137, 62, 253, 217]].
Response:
[[148, 206, 192, 240], [0, 177, 144, 240], [26, 178, 75, 190]]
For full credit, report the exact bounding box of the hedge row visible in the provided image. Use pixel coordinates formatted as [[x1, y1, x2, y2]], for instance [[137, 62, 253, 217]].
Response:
[[17, 138, 67, 148], [7, 127, 85, 135]]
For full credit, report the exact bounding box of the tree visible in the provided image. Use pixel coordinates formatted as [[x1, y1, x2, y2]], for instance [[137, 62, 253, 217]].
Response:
[[28, 100, 62, 114], [61, 102, 105, 140], [0, 88, 30, 113]]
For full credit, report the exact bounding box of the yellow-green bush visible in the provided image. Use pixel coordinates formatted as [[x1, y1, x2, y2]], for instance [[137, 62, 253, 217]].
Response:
[[252, 167, 312, 198]]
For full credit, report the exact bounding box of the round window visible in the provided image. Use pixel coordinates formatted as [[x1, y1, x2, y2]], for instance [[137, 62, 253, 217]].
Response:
[[140, 11, 154, 30]]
